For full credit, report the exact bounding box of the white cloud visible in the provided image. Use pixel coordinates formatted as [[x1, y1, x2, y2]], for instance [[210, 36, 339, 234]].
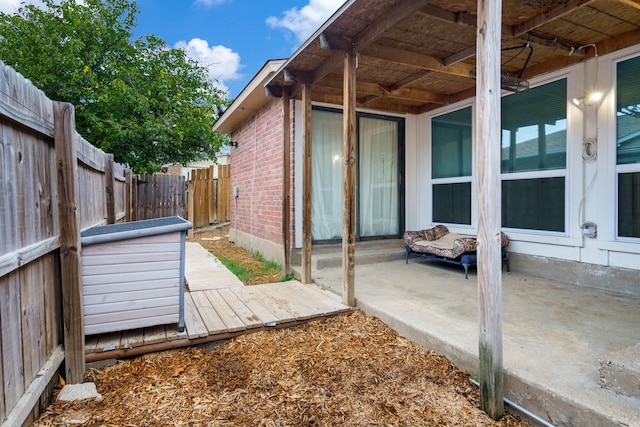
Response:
[[0, 0, 40, 14], [174, 38, 242, 95], [266, 0, 344, 44], [0, 0, 84, 14], [193, 0, 226, 7]]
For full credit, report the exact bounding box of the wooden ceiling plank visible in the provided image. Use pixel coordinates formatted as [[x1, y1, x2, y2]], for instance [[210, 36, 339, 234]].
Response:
[[617, 0, 640, 11], [353, 0, 435, 52], [299, 0, 436, 90], [512, 0, 598, 36], [420, 3, 584, 62]]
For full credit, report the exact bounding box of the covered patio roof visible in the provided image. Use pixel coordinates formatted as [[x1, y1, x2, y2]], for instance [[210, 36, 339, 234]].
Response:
[[263, 0, 640, 114]]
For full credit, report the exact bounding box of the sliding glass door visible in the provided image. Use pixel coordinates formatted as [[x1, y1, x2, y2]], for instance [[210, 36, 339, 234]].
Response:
[[358, 115, 400, 237], [311, 108, 404, 242]]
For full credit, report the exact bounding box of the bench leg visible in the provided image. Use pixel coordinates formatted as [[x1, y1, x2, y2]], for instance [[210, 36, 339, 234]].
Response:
[[463, 263, 469, 279], [406, 251, 410, 264], [503, 252, 510, 273]]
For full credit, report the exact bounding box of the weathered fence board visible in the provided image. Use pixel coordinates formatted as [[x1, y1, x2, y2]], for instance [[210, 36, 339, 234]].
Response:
[[217, 164, 231, 223], [186, 164, 231, 228], [0, 60, 133, 426], [134, 174, 186, 220]]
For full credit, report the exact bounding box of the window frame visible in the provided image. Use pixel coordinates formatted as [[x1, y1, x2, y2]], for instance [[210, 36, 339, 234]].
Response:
[[499, 76, 570, 235], [429, 104, 475, 227], [614, 53, 640, 241]]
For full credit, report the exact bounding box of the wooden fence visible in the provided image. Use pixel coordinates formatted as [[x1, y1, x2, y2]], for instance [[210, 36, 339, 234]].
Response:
[[134, 174, 187, 220], [0, 61, 132, 426], [187, 164, 231, 229]]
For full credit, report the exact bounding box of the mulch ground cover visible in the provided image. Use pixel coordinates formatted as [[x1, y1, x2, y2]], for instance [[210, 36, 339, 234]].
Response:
[[34, 310, 530, 426]]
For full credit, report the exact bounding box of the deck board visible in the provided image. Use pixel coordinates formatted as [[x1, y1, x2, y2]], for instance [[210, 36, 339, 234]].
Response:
[[204, 290, 246, 332], [183, 292, 208, 339], [235, 285, 297, 323], [143, 325, 167, 345], [84, 242, 351, 362], [228, 286, 280, 325], [190, 291, 228, 334], [217, 287, 263, 329]]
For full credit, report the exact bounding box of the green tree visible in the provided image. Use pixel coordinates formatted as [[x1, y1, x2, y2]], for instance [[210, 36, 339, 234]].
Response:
[[0, 0, 228, 172]]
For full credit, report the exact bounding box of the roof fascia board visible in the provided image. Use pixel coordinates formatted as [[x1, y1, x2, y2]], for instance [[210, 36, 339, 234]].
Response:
[[213, 59, 285, 133]]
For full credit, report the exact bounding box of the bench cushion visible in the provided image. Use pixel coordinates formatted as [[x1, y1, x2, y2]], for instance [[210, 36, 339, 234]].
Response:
[[404, 225, 509, 260]]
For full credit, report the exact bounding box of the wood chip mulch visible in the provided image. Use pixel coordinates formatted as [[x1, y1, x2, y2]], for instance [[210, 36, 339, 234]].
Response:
[[34, 310, 530, 426]]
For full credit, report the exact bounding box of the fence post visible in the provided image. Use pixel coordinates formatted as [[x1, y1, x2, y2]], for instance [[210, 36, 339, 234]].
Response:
[[187, 173, 195, 238], [104, 153, 115, 224], [53, 101, 85, 384], [208, 165, 215, 225], [125, 169, 132, 222]]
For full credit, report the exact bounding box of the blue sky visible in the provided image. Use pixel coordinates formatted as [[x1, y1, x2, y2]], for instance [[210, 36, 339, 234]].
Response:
[[0, 0, 345, 98]]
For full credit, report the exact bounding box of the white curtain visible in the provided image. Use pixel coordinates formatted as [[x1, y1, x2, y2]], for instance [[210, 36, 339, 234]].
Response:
[[311, 110, 343, 240], [359, 117, 398, 237]]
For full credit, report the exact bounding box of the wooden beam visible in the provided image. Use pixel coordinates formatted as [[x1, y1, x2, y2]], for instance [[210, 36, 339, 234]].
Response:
[[476, 0, 504, 420], [299, 0, 435, 88], [444, 46, 477, 66], [353, 0, 434, 51], [321, 75, 449, 104], [362, 44, 474, 78], [53, 101, 85, 384], [265, 84, 283, 98], [320, 32, 353, 51], [284, 68, 313, 85], [511, 0, 597, 36], [342, 52, 357, 307], [389, 70, 435, 90], [617, 0, 640, 10], [281, 88, 291, 278], [420, 3, 584, 64], [301, 84, 312, 284]]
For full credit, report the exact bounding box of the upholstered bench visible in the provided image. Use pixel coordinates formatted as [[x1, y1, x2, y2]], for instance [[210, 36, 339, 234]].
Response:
[[403, 225, 510, 279]]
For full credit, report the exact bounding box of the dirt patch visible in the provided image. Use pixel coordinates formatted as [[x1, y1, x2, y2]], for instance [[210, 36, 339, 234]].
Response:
[[34, 310, 529, 426]]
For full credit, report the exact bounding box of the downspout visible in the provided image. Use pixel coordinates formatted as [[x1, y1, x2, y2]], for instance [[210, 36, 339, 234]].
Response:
[[469, 379, 556, 427]]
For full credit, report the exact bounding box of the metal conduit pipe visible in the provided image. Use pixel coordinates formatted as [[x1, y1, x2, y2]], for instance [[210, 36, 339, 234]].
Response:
[[469, 379, 555, 427]]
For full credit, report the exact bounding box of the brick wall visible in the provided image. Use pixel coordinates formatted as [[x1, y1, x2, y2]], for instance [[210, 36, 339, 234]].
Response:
[[230, 97, 295, 254]]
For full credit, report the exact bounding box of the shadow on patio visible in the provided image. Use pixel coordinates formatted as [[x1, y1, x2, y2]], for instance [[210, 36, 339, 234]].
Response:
[[293, 240, 640, 427]]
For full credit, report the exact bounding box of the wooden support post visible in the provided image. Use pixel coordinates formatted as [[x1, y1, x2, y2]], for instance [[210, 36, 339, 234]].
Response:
[[476, 0, 504, 419], [301, 84, 312, 284], [342, 52, 357, 307], [53, 101, 85, 384], [104, 153, 115, 224], [282, 87, 291, 277]]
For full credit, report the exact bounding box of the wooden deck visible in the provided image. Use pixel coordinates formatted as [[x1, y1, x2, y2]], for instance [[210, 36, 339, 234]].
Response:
[[84, 244, 350, 362]]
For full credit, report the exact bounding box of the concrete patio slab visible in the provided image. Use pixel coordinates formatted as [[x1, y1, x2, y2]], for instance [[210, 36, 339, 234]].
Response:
[[301, 256, 640, 427]]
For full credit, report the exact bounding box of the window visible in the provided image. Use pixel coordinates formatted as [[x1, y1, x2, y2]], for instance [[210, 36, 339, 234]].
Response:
[[501, 79, 567, 232], [616, 55, 640, 238], [431, 106, 472, 225]]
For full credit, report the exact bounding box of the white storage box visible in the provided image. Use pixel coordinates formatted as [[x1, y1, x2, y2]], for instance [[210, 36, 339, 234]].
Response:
[[81, 216, 192, 335]]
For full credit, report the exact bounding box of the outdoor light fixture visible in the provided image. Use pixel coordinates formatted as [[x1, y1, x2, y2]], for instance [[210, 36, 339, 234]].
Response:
[[573, 91, 603, 106], [230, 141, 238, 148]]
